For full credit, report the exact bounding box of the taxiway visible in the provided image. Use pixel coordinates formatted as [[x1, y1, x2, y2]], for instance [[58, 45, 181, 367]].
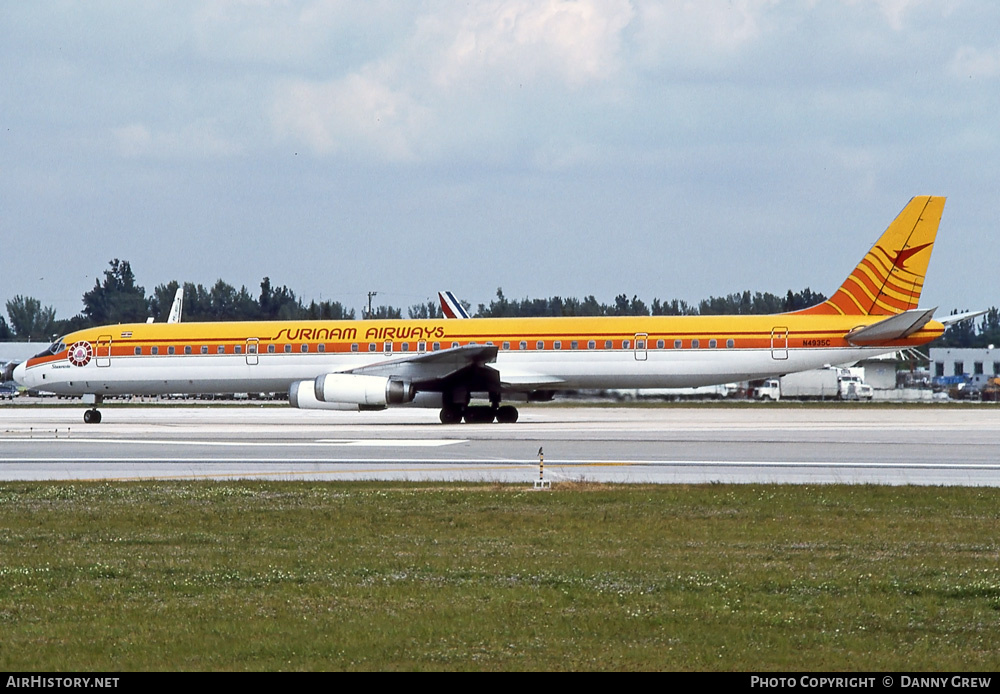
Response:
[[1, 405, 998, 485]]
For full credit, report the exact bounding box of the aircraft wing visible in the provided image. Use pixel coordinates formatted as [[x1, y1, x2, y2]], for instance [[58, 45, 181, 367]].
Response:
[[340, 344, 500, 390], [845, 307, 937, 345], [496, 368, 565, 388]]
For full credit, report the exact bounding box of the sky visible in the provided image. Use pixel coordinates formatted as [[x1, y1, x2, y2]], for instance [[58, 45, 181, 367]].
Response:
[[2, 0, 998, 321]]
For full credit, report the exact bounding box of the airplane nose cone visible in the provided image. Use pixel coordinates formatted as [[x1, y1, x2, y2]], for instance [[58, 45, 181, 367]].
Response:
[[12, 361, 28, 387]]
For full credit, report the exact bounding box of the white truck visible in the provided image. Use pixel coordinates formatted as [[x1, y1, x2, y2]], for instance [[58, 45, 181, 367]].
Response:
[[756, 368, 873, 401]]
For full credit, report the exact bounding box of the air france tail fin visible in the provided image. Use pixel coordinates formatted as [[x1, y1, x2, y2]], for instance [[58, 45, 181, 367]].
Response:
[[796, 196, 945, 316], [439, 291, 470, 319]]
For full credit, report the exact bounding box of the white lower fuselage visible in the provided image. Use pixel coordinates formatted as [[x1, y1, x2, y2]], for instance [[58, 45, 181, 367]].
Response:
[[20, 345, 893, 399]]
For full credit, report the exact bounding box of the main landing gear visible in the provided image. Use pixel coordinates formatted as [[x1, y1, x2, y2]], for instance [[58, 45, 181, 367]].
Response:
[[439, 404, 519, 424]]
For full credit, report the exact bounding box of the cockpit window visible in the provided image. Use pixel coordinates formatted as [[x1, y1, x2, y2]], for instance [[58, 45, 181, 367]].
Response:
[[32, 338, 66, 360]]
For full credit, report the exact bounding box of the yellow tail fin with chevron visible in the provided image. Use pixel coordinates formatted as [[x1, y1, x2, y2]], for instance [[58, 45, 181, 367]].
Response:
[[795, 196, 945, 316]]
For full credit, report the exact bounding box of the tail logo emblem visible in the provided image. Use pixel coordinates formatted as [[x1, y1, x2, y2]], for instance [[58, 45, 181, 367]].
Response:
[[881, 242, 933, 271]]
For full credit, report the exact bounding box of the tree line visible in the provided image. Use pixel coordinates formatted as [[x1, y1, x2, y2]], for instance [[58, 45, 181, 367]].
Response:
[[2, 258, 997, 349]]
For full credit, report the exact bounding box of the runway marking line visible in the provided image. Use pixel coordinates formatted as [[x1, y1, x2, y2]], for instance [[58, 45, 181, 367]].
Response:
[[1, 438, 465, 447], [5, 459, 1000, 471]]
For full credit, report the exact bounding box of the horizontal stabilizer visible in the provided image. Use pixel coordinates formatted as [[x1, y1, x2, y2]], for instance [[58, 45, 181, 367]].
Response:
[[939, 309, 987, 327], [845, 307, 937, 345]]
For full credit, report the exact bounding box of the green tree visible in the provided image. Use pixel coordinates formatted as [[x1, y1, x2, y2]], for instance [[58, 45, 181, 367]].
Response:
[[6, 295, 57, 340], [367, 305, 402, 319], [651, 297, 695, 316], [258, 277, 302, 320], [305, 300, 355, 320], [408, 301, 443, 320], [82, 259, 147, 325], [937, 309, 977, 348]]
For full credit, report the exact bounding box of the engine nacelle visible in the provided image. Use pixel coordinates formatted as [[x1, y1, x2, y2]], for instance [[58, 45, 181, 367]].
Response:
[[289, 380, 361, 410], [314, 373, 415, 407]]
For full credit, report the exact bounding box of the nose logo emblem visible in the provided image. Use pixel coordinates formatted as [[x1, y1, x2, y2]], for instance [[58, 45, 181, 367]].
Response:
[[68, 341, 93, 367]]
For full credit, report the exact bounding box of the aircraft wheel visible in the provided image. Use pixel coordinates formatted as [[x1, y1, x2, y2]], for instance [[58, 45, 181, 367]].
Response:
[[463, 405, 496, 424], [439, 406, 463, 425], [496, 405, 519, 423], [83, 409, 102, 424]]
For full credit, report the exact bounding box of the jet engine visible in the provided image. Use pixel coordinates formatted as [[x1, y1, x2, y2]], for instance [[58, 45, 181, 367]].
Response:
[[289, 380, 360, 410], [314, 373, 415, 407]]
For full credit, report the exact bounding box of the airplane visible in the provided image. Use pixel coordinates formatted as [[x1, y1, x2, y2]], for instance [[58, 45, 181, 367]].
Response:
[[14, 196, 961, 425]]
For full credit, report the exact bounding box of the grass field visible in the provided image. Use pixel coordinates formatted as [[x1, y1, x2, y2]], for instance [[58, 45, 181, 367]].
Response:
[[1, 481, 999, 671]]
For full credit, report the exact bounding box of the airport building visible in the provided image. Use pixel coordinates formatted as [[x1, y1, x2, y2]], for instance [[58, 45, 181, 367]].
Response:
[[929, 347, 1000, 379]]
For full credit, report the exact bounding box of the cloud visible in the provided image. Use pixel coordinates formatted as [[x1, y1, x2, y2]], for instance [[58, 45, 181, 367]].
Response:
[[270, 71, 431, 161], [112, 121, 243, 160], [630, 0, 775, 69], [268, 0, 635, 160], [428, 0, 634, 88], [949, 45, 1000, 79]]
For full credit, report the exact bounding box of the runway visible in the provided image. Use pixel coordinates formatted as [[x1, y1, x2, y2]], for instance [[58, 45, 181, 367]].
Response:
[[1, 404, 998, 485]]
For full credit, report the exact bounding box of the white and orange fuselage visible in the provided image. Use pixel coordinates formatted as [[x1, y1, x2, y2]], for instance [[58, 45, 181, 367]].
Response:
[[15, 312, 941, 396]]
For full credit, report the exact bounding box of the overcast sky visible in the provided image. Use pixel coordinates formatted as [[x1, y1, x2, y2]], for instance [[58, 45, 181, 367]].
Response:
[[3, 1, 997, 321]]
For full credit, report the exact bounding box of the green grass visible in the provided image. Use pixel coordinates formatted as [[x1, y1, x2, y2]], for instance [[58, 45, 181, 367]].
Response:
[[1, 482, 999, 671]]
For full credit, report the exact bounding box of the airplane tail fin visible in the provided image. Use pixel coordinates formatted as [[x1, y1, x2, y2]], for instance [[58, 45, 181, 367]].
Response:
[[439, 291, 470, 319], [795, 196, 945, 316]]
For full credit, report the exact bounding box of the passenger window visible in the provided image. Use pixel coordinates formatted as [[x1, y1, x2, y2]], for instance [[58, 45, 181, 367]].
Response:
[[300, 344, 308, 353], [536, 341, 544, 350], [588, 340, 596, 349], [605, 340, 613, 349], [554, 341, 562, 350], [656, 340, 664, 349], [267, 345, 275, 353], [519, 341, 527, 350], [152, 346, 159, 355], [709, 339, 717, 349], [692, 339, 700, 349], [432, 342, 440, 351], [217, 345, 225, 354], [502, 342, 510, 350], [727, 339, 735, 348], [184, 346, 192, 355], [570, 341, 578, 350], [623, 340, 630, 350], [201, 346, 208, 354], [134, 347, 141, 355]]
